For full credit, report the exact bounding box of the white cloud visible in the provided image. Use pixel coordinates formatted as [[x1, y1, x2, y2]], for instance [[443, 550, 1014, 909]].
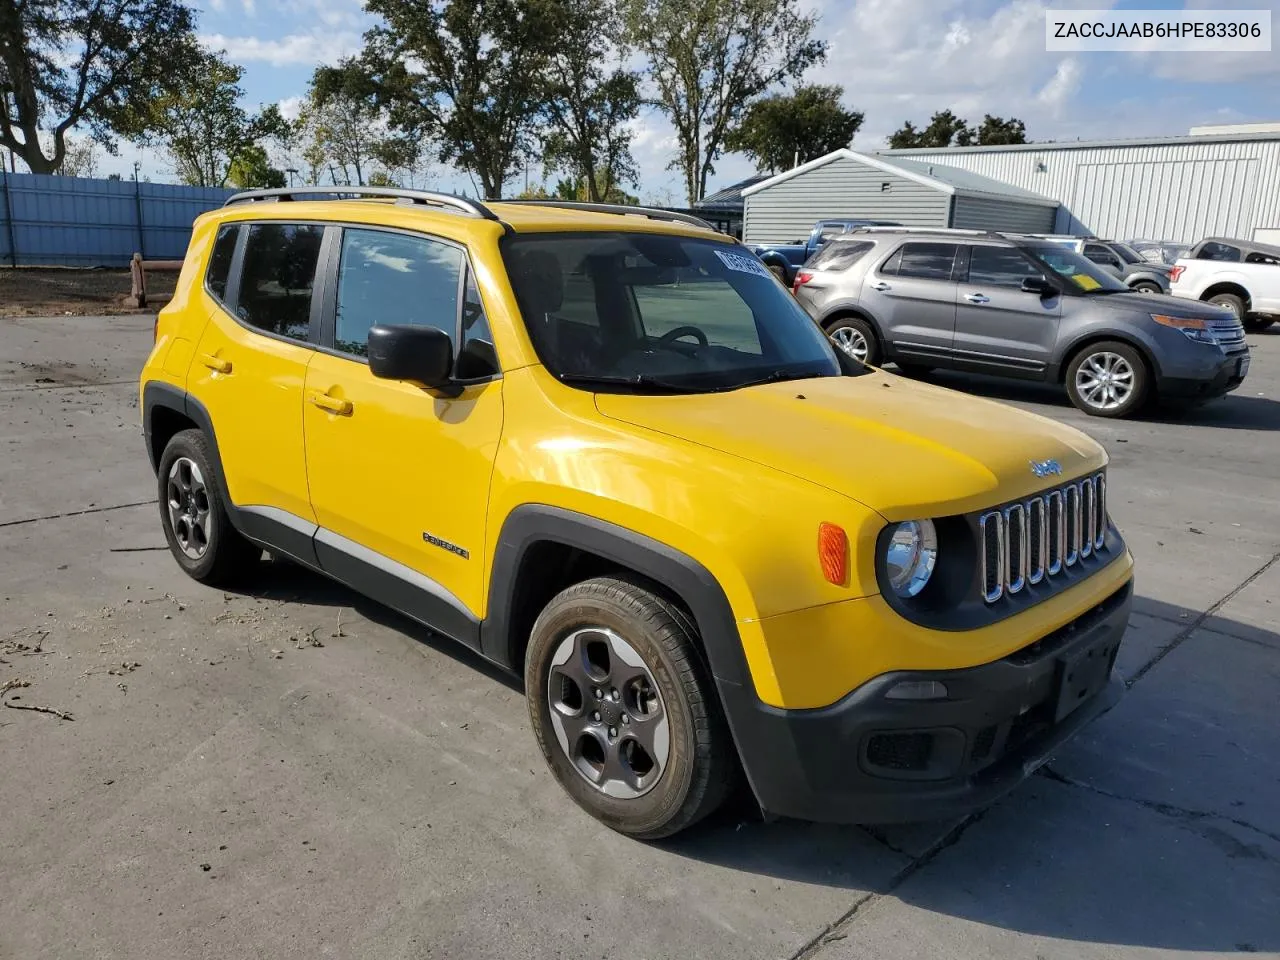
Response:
[[276, 95, 306, 122], [1036, 57, 1082, 114], [200, 30, 362, 67], [208, 0, 226, 10], [242, 0, 256, 14]]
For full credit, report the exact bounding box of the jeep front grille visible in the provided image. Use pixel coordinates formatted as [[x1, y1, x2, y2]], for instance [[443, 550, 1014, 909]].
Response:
[[980, 473, 1108, 604]]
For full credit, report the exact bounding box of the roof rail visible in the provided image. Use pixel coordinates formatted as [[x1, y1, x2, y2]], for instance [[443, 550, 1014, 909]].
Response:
[[493, 199, 717, 231], [223, 186, 501, 221], [848, 225, 1002, 238]]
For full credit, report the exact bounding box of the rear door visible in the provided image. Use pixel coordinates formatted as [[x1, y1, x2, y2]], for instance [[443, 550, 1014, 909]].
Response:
[[858, 241, 960, 363], [953, 243, 1061, 379]]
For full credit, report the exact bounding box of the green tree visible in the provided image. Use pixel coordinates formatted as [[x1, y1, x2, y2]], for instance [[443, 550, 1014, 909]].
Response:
[[339, 0, 554, 199], [0, 0, 198, 174], [627, 0, 825, 204], [888, 110, 1027, 149], [227, 144, 285, 188], [726, 84, 862, 174], [975, 113, 1026, 145], [128, 48, 288, 187], [300, 76, 420, 187], [539, 0, 640, 202]]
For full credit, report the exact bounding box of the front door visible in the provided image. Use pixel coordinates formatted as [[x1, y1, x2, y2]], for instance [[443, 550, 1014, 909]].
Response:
[[859, 241, 960, 363], [952, 244, 1062, 378], [303, 226, 504, 644], [190, 221, 325, 527]]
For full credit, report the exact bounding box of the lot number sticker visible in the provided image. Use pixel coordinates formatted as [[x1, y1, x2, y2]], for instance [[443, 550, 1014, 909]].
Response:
[[715, 249, 774, 279]]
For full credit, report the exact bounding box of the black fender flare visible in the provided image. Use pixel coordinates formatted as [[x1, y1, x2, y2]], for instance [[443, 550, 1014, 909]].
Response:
[[480, 505, 751, 690]]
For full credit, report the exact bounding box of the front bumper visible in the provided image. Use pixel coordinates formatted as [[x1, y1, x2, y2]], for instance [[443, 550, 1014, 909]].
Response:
[[720, 579, 1132, 824], [1156, 349, 1250, 400]]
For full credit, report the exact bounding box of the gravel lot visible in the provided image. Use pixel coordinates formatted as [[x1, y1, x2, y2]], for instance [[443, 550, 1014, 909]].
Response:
[[1, 313, 1277, 960]]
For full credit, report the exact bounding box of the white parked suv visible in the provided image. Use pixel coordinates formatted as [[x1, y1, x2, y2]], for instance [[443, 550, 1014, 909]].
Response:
[[1170, 237, 1280, 331]]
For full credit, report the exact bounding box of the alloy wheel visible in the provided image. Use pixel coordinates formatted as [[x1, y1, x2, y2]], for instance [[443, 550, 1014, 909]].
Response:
[[830, 326, 869, 363], [546, 626, 669, 799], [1074, 351, 1134, 412], [166, 456, 212, 560]]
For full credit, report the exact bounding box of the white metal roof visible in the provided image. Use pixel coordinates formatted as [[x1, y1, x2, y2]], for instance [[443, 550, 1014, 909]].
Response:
[[882, 129, 1280, 157], [740, 149, 1057, 207]]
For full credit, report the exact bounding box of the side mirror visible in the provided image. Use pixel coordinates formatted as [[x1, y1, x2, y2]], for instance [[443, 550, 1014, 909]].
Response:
[[368, 324, 460, 396], [1021, 276, 1057, 298]]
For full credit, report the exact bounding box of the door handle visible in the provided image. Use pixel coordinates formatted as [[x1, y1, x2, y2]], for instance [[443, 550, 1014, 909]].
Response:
[[965, 294, 991, 304], [869, 281, 891, 292], [310, 393, 353, 416], [200, 354, 232, 374]]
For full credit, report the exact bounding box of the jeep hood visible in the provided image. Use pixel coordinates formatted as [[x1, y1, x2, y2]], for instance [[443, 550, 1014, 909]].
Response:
[[594, 372, 1105, 520]]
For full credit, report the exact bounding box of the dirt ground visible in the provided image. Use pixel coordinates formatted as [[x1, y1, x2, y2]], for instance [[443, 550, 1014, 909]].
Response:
[[0, 267, 175, 317]]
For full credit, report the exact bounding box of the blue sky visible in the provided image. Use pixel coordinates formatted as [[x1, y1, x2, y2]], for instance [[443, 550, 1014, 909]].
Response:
[[106, 0, 1280, 200]]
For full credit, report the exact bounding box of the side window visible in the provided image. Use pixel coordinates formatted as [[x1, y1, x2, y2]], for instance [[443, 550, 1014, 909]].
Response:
[[205, 224, 238, 303], [334, 228, 464, 358], [1245, 251, 1280, 265], [1197, 242, 1242, 262], [1084, 243, 1121, 267], [896, 243, 959, 281], [455, 268, 500, 379], [967, 246, 1044, 288], [237, 223, 323, 342], [878, 246, 904, 276]]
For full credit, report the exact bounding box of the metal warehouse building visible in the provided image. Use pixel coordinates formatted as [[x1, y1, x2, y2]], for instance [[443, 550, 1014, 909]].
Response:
[[879, 128, 1280, 246], [741, 150, 1059, 245]]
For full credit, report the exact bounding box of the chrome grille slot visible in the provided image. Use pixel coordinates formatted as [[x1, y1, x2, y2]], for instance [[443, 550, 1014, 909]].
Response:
[[1206, 317, 1246, 348], [1027, 497, 1046, 585], [979, 511, 1005, 603], [1046, 491, 1063, 575], [1095, 475, 1107, 549], [1004, 504, 1027, 594], [1080, 480, 1095, 559], [980, 472, 1109, 604], [1064, 484, 1080, 567]]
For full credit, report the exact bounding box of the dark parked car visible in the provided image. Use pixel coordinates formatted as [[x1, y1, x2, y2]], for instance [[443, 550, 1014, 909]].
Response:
[[1031, 236, 1174, 293], [750, 218, 900, 285], [792, 227, 1250, 418]]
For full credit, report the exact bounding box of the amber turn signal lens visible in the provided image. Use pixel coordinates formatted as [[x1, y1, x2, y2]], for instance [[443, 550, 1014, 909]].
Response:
[[818, 522, 848, 585]]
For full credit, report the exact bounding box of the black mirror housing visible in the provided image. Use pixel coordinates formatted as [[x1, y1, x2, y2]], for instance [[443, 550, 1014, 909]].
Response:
[[1021, 276, 1057, 298], [367, 324, 459, 394]]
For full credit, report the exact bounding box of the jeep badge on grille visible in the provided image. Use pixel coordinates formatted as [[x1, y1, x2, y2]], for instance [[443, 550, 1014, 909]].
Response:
[[1030, 459, 1063, 478]]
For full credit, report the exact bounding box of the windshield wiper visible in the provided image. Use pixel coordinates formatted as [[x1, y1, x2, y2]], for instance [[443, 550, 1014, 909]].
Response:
[[727, 369, 827, 390], [556, 373, 710, 393]]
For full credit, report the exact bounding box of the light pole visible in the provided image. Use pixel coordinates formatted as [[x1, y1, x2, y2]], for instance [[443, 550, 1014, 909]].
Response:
[[286, 167, 298, 186]]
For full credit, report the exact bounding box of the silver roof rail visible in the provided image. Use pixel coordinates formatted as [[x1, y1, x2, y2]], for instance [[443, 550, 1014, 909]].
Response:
[[848, 225, 1001, 238], [493, 199, 717, 231], [223, 186, 501, 221]]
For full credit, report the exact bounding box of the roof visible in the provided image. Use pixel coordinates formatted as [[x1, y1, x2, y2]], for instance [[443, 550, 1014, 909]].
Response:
[[695, 174, 770, 210], [1197, 236, 1280, 257], [882, 129, 1280, 156], [740, 149, 1057, 207]]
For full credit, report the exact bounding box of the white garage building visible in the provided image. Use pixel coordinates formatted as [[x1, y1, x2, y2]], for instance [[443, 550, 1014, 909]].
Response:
[[880, 126, 1280, 246]]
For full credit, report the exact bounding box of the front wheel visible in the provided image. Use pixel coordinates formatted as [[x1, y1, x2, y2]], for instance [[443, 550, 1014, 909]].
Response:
[[525, 576, 734, 839], [1065, 341, 1150, 418]]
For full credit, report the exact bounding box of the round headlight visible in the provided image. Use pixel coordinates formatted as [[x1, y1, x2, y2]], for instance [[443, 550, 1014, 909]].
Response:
[[885, 519, 938, 598]]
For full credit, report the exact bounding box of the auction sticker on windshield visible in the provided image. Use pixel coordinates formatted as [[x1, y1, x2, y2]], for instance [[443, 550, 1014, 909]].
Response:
[[715, 249, 774, 279]]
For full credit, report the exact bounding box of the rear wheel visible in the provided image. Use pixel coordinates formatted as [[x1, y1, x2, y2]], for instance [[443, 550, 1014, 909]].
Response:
[[767, 264, 788, 284], [1130, 280, 1162, 294], [1065, 341, 1150, 418], [1207, 292, 1246, 322], [826, 316, 881, 366], [157, 429, 261, 585], [525, 576, 734, 839]]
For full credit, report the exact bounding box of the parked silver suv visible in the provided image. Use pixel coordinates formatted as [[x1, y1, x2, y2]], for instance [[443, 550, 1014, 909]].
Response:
[[792, 227, 1250, 418]]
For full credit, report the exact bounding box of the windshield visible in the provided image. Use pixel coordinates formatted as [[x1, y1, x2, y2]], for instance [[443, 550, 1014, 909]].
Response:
[[1023, 243, 1130, 294], [502, 233, 843, 393], [1111, 242, 1144, 265]]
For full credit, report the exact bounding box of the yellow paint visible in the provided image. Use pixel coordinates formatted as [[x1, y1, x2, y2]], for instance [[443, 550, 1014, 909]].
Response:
[[141, 200, 1134, 711]]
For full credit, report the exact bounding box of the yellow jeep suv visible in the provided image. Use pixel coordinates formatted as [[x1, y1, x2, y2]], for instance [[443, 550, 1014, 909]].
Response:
[[140, 188, 1134, 838]]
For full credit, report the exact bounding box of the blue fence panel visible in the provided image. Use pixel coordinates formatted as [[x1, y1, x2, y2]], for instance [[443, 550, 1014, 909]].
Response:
[[0, 171, 234, 267]]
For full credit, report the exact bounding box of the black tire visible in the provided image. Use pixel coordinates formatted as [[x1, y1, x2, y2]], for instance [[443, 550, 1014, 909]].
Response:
[[157, 429, 261, 585], [1064, 341, 1150, 418], [825, 315, 882, 366], [1207, 292, 1246, 322], [1130, 281, 1162, 294], [1244, 316, 1276, 332], [767, 263, 788, 285], [525, 576, 735, 840]]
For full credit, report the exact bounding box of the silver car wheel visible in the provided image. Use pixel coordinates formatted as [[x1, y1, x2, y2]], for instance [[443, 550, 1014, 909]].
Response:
[[166, 457, 212, 560], [830, 326, 868, 363], [1074, 351, 1134, 412], [546, 626, 669, 800]]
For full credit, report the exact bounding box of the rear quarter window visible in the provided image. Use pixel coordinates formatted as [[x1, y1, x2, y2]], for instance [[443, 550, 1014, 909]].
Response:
[[205, 224, 239, 304], [808, 240, 875, 271]]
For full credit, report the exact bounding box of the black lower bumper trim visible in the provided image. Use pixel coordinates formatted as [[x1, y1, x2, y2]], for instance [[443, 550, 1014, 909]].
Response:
[[720, 579, 1132, 825], [1157, 352, 1249, 400]]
